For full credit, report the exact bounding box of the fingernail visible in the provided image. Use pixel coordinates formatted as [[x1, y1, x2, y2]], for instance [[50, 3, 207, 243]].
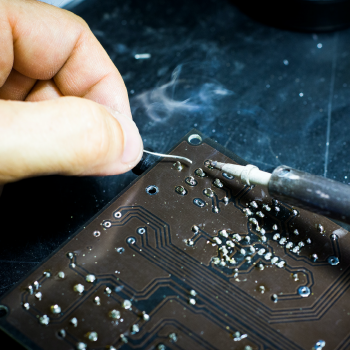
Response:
[[104, 107, 143, 164]]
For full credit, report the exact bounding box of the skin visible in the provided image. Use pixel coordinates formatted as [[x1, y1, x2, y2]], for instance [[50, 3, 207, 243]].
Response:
[[0, 0, 143, 188]]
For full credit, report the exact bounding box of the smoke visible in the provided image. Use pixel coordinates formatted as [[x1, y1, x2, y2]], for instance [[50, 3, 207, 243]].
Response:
[[130, 62, 283, 172], [131, 63, 234, 124]]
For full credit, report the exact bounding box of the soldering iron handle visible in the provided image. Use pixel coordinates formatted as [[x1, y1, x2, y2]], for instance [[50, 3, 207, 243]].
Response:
[[268, 165, 350, 224]]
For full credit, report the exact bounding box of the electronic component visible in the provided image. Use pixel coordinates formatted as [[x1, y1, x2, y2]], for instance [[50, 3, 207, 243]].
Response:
[[0, 130, 349, 350]]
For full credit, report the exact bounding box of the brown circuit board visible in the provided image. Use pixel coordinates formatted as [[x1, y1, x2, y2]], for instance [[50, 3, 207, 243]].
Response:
[[0, 130, 350, 350]]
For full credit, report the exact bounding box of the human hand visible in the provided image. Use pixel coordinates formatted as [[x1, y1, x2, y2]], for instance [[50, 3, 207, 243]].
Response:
[[0, 0, 143, 185]]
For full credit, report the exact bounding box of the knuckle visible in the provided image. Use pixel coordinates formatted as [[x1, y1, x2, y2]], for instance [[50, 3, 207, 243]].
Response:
[[70, 12, 90, 30]]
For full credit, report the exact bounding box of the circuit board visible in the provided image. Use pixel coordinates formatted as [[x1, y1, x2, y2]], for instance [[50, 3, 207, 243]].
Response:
[[1, 130, 350, 350]]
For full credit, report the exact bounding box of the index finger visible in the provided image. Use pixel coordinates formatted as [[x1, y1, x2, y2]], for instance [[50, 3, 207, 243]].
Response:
[[0, 0, 131, 117]]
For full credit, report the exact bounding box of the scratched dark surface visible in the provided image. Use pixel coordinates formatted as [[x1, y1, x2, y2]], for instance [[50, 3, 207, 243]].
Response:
[[0, 0, 349, 302]]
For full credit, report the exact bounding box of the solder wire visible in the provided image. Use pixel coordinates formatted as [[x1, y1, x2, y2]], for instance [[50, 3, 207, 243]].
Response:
[[143, 150, 192, 164]]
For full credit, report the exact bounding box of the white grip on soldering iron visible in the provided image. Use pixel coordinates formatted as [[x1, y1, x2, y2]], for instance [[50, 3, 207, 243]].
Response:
[[221, 164, 271, 187]]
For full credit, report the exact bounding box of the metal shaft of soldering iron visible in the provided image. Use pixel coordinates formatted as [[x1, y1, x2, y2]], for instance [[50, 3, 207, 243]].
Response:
[[210, 161, 350, 225]]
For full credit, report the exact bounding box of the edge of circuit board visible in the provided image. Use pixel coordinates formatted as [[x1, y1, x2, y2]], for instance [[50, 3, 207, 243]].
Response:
[[0, 129, 249, 350]]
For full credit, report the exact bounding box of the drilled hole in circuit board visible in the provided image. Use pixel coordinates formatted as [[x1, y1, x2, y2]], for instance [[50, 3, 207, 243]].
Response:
[[137, 227, 146, 235], [298, 286, 311, 297], [0, 305, 9, 318], [93, 231, 101, 237], [145, 185, 159, 195], [188, 134, 202, 145], [116, 247, 125, 254]]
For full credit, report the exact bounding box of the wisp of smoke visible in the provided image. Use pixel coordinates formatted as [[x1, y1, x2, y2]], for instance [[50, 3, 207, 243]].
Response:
[[131, 64, 234, 124]]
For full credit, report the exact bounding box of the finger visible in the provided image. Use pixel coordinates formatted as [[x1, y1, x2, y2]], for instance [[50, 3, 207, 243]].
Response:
[[26, 79, 63, 102], [1, 0, 131, 117], [0, 97, 143, 185], [0, 69, 36, 101], [0, 10, 13, 86]]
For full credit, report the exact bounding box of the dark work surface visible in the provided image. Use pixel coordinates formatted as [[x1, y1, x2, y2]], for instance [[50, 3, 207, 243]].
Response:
[[0, 0, 350, 300]]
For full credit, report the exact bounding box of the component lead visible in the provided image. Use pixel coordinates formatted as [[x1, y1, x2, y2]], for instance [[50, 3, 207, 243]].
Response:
[[73, 284, 85, 294], [58, 329, 66, 338], [189, 298, 196, 305], [264, 252, 272, 260], [195, 168, 206, 177], [258, 263, 264, 270], [86, 274, 96, 283], [109, 309, 121, 319], [70, 317, 78, 327], [122, 300, 132, 310], [226, 240, 235, 248], [86, 331, 98, 342], [57, 271, 65, 279], [257, 248, 266, 256], [212, 257, 220, 264], [213, 178, 223, 188], [169, 333, 178, 342], [142, 312, 150, 321], [131, 324, 140, 334], [50, 304, 61, 314], [258, 285, 265, 293], [173, 161, 183, 171], [39, 315, 50, 325], [185, 176, 197, 186], [192, 225, 199, 233], [271, 257, 279, 264], [213, 237, 222, 245], [272, 233, 281, 241], [120, 334, 128, 343], [76, 342, 87, 350], [204, 188, 214, 197], [243, 208, 253, 216], [175, 186, 187, 196], [263, 204, 271, 211], [311, 253, 318, 262]]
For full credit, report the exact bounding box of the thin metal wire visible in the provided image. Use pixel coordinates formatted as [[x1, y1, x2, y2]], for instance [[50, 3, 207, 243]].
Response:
[[143, 150, 192, 164]]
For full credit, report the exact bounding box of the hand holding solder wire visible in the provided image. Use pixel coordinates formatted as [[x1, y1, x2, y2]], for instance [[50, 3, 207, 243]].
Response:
[[0, 0, 143, 187]]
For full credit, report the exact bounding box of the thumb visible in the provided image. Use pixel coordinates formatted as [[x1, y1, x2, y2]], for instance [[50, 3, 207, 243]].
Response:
[[0, 97, 143, 184]]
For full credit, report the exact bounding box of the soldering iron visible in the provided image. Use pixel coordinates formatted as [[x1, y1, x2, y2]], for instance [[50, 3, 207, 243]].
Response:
[[209, 161, 350, 225]]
